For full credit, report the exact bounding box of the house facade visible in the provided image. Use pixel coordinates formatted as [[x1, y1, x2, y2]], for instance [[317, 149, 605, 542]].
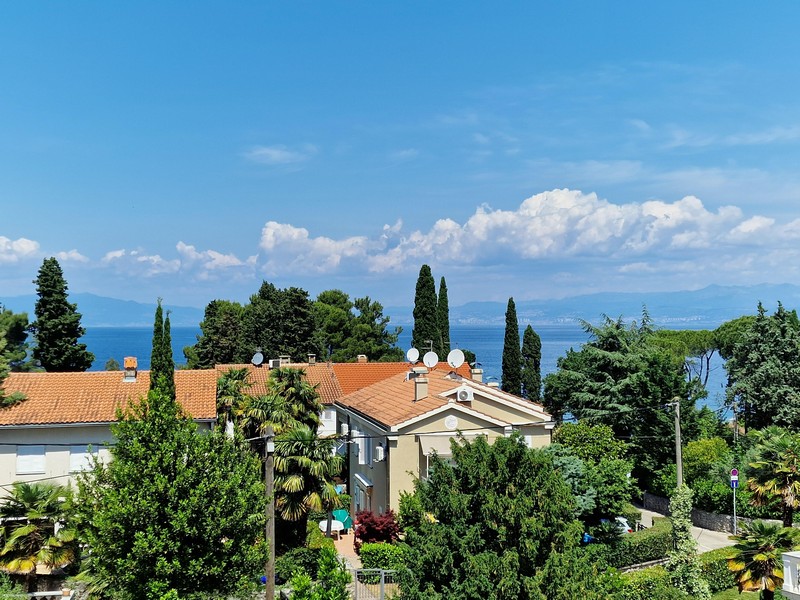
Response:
[[0, 360, 217, 491], [335, 364, 553, 514]]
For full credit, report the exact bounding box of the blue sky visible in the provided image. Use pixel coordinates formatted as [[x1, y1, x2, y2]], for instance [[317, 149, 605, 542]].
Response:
[[4, 2, 800, 309]]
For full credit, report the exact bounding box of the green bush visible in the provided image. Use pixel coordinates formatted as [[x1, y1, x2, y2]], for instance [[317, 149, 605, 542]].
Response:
[[359, 542, 409, 571], [0, 572, 24, 598], [621, 504, 642, 526], [276, 547, 322, 581], [699, 547, 736, 594], [620, 566, 687, 600], [306, 520, 336, 550], [604, 517, 673, 568]]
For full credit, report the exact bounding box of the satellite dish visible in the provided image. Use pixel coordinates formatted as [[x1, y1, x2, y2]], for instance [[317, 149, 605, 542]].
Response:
[[406, 348, 420, 363], [447, 349, 465, 369], [251, 352, 264, 367], [423, 351, 439, 368]]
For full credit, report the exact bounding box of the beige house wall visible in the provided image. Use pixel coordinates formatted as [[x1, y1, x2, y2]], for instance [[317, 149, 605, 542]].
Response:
[[0, 425, 114, 491], [467, 394, 546, 425]]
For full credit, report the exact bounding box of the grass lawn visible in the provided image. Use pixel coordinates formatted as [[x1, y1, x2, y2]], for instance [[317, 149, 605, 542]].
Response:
[[711, 588, 784, 599]]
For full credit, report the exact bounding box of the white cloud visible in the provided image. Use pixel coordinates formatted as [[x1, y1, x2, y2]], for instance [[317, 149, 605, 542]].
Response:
[[243, 144, 317, 166], [55, 249, 89, 263], [100, 248, 180, 276], [0, 236, 39, 264], [176, 242, 244, 270]]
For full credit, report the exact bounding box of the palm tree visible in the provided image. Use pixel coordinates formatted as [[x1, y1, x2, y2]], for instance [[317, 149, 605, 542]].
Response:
[[269, 367, 322, 430], [216, 367, 252, 429], [747, 426, 800, 527], [239, 392, 300, 437], [274, 426, 344, 535], [727, 519, 800, 600], [0, 482, 78, 593]]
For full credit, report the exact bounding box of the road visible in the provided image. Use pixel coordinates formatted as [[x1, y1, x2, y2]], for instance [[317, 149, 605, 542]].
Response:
[[637, 507, 736, 553]]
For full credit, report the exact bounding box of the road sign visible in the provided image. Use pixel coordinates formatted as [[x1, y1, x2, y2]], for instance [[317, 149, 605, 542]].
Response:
[[731, 468, 739, 477], [731, 480, 739, 489]]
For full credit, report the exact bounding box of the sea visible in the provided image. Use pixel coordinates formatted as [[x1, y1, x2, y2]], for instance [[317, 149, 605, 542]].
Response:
[[81, 324, 729, 413]]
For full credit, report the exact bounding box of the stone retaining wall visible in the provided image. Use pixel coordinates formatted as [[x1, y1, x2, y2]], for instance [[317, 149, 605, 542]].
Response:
[[642, 492, 781, 534]]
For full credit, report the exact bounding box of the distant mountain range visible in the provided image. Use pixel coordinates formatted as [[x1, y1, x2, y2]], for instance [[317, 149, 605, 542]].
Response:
[[3, 283, 800, 329]]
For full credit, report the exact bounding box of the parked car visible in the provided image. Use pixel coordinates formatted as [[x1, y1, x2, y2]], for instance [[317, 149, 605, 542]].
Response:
[[600, 516, 633, 534]]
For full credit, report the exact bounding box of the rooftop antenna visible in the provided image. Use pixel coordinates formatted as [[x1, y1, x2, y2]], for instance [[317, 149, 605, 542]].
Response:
[[423, 351, 439, 369], [406, 348, 420, 363], [447, 349, 465, 369], [251, 348, 264, 367]]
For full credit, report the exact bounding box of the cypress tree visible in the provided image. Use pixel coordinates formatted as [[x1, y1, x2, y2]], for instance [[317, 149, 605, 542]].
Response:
[[411, 265, 438, 354], [29, 257, 94, 372], [436, 276, 450, 357], [501, 297, 522, 395], [161, 310, 176, 400], [521, 324, 542, 402], [150, 299, 165, 391]]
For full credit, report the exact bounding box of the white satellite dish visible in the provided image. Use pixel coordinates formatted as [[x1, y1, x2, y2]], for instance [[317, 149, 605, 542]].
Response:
[[251, 352, 264, 367], [447, 349, 465, 369], [423, 351, 439, 368], [406, 348, 420, 363]]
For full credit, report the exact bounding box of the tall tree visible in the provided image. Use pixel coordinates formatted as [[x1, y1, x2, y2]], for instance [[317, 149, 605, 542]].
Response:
[[501, 297, 521, 395], [184, 300, 244, 369], [436, 276, 450, 357], [0, 482, 78, 593], [520, 324, 542, 401], [747, 426, 800, 528], [725, 302, 800, 431], [28, 257, 94, 371], [149, 299, 175, 398], [411, 265, 438, 354], [726, 520, 800, 600], [76, 389, 266, 600], [0, 336, 25, 407]]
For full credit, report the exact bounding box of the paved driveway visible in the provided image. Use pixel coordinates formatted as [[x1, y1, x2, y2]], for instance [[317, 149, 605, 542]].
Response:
[[637, 507, 735, 553]]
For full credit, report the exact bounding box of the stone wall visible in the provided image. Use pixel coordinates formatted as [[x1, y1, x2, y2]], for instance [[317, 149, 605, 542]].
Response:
[[642, 492, 781, 534]]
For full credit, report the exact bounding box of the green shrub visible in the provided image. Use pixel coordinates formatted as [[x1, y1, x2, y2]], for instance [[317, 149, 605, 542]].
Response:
[[0, 572, 24, 598], [306, 520, 336, 550], [359, 542, 409, 571], [621, 504, 642, 526], [276, 547, 322, 581], [698, 547, 736, 593], [604, 517, 673, 568], [620, 566, 687, 600]]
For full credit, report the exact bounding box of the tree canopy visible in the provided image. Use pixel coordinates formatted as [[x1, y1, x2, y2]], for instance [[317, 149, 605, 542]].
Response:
[[28, 257, 94, 371], [0, 305, 32, 371], [436, 276, 450, 357], [411, 264, 438, 353], [183, 299, 244, 369], [398, 434, 615, 599], [521, 324, 542, 402]]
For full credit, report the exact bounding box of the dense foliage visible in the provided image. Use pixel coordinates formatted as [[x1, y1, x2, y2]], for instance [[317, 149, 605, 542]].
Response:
[[411, 264, 438, 353], [725, 302, 800, 431], [353, 510, 401, 552], [501, 297, 521, 395], [28, 257, 94, 371], [149, 299, 175, 399], [0, 305, 31, 371], [436, 276, 450, 357], [666, 485, 710, 599], [543, 313, 696, 488], [76, 390, 267, 600], [398, 433, 615, 599], [521, 324, 542, 401]]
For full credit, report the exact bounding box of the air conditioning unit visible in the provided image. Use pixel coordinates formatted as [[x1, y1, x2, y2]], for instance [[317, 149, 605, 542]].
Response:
[[268, 358, 281, 369], [340, 423, 350, 436], [457, 387, 474, 402], [374, 445, 386, 463]]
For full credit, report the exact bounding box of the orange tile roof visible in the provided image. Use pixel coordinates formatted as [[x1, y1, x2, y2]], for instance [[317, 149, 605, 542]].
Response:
[[214, 361, 471, 406], [336, 366, 474, 428], [0, 370, 217, 427]]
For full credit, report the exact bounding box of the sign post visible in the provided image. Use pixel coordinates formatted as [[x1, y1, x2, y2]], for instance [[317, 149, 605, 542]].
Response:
[[731, 469, 739, 535]]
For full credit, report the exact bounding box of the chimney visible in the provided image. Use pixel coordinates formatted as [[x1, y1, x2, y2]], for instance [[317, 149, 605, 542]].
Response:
[[487, 381, 500, 388], [123, 357, 137, 382], [308, 353, 316, 366], [357, 354, 368, 363], [414, 376, 428, 401], [279, 354, 290, 366], [470, 367, 483, 383]]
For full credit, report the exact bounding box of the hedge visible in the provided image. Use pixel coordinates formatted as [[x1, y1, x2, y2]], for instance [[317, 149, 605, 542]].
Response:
[[698, 547, 736, 594], [619, 566, 687, 600], [359, 542, 409, 571], [601, 517, 673, 568]]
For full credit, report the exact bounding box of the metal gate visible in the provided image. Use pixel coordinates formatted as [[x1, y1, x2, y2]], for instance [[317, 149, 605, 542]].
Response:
[[352, 569, 397, 600]]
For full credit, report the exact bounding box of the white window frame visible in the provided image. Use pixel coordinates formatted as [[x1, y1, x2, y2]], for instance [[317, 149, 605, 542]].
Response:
[[16, 445, 46, 475]]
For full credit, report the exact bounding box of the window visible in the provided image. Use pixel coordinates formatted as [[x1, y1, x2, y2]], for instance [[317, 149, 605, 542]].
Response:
[[70, 445, 96, 472], [364, 435, 373, 466], [16, 445, 45, 475]]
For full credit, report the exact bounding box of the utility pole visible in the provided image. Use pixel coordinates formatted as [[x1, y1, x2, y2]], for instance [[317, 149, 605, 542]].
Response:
[[672, 399, 683, 487], [264, 425, 275, 600]]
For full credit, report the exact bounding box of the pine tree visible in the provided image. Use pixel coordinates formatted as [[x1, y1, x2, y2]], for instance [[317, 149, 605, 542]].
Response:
[[521, 325, 542, 402], [501, 297, 521, 395], [29, 257, 94, 372], [411, 265, 438, 355], [436, 276, 450, 357]]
